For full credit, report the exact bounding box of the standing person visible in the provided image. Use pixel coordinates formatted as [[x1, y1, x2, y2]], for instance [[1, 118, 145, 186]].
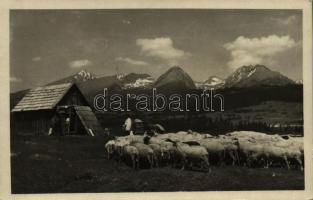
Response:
[[48, 113, 60, 136], [65, 116, 71, 136], [123, 115, 132, 135]]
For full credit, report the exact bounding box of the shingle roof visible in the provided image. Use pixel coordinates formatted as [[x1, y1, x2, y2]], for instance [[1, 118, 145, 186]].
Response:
[[12, 83, 73, 112], [74, 106, 103, 136]]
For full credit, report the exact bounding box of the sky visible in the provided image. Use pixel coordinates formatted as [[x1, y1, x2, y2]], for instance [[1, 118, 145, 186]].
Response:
[[10, 9, 302, 92]]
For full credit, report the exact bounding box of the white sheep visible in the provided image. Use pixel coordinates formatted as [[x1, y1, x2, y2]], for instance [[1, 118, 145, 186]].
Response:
[[218, 136, 240, 165], [235, 138, 268, 167], [270, 139, 303, 170], [159, 141, 175, 164], [131, 142, 154, 168], [199, 138, 225, 165], [285, 145, 303, 171], [122, 144, 139, 169], [148, 143, 163, 167], [262, 143, 290, 169], [166, 139, 210, 171], [114, 138, 131, 161], [105, 140, 116, 160]]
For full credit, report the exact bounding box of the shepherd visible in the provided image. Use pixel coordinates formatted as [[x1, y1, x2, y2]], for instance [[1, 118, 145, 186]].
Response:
[[48, 113, 60, 136], [123, 114, 132, 135]]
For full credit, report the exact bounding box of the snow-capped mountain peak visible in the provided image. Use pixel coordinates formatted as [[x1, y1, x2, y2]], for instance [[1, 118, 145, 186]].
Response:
[[204, 76, 225, 86], [296, 80, 303, 84], [196, 76, 225, 90], [74, 69, 96, 82], [118, 73, 154, 89], [123, 77, 154, 89], [247, 68, 257, 77], [229, 65, 262, 84], [48, 69, 96, 85], [225, 64, 295, 88], [116, 73, 126, 81]]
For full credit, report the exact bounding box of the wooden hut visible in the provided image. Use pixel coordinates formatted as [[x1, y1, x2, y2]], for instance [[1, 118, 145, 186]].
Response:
[[11, 83, 103, 136]]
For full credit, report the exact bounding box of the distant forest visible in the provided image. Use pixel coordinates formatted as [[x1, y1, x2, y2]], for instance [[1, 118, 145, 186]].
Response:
[[98, 84, 303, 112]]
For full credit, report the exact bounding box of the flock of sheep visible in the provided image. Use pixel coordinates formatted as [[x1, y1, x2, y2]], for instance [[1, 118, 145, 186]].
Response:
[[105, 131, 304, 171]]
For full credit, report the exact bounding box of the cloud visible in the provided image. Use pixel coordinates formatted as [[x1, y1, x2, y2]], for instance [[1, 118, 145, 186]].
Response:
[[68, 59, 92, 68], [224, 35, 296, 69], [136, 37, 191, 65], [115, 57, 148, 66], [271, 15, 297, 26], [10, 76, 22, 82], [32, 56, 41, 62]]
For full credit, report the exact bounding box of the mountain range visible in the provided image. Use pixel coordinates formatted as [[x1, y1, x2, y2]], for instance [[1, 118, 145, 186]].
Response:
[[53, 64, 297, 91], [10, 64, 301, 109]]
